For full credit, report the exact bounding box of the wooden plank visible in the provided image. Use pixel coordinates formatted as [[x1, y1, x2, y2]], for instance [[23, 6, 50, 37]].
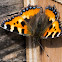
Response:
[[0, 0, 23, 16], [36, 0, 62, 21], [24, 0, 62, 62], [24, 0, 41, 62], [0, 0, 23, 6], [0, 0, 25, 62], [33, 0, 62, 62], [26, 36, 41, 62], [41, 37, 62, 62], [53, 0, 62, 4]]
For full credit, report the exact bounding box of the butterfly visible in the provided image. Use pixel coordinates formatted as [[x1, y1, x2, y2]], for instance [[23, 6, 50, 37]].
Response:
[[1, 5, 62, 39]]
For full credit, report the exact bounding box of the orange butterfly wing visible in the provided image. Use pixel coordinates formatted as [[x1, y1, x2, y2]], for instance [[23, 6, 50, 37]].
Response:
[[42, 6, 61, 39], [1, 5, 42, 36]]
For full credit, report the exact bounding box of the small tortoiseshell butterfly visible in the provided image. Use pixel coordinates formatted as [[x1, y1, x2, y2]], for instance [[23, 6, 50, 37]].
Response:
[[1, 5, 62, 39]]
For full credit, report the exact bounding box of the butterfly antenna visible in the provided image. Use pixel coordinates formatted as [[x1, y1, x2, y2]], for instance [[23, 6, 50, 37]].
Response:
[[7, 12, 19, 16], [37, 41, 49, 57]]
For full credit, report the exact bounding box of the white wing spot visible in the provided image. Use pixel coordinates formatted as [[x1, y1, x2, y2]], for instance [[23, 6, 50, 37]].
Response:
[[57, 33, 60, 37], [4, 24, 7, 29]]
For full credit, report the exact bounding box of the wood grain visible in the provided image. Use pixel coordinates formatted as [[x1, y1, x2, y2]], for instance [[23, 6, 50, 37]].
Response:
[[53, 0, 62, 4], [0, 0, 62, 62], [24, 0, 62, 62], [26, 36, 41, 62], [24, 1, 41, 62], [0, 0, 25, 62], [37, 0, 62, 21], [34, 0, 62, 62]]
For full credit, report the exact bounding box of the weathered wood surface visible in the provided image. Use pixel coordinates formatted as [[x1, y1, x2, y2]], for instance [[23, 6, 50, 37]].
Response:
[[53, 0, 62, 4], [0, 0, 62, 62], [25, 0, 62, 62], [26, 36, 41, 62], [24, 0, 62, 21], [37, 0, 62, 21], [0, 0, 26, 62], [24, 0, 41, 62], [0, 0, 23, 15], [33, 0, 62, 62], [41, 37, 62, 62]]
